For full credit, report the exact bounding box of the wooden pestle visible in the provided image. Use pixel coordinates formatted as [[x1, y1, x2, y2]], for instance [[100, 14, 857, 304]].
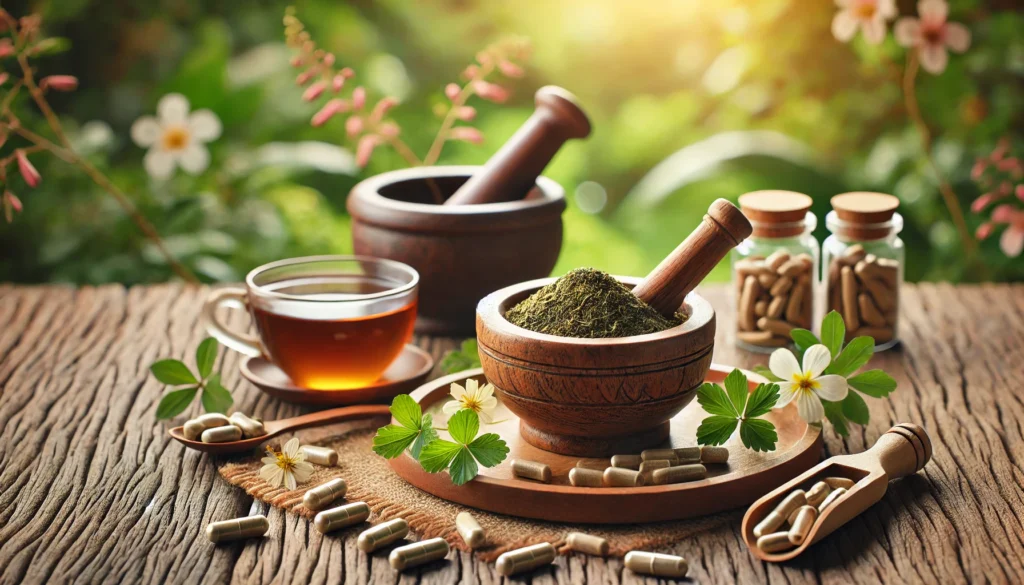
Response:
[[443, 86, 591, 206], [633, 199, 753, 317]]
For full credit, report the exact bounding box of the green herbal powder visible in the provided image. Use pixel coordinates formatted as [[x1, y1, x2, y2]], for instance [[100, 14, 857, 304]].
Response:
[[505, 268, 684, 338]]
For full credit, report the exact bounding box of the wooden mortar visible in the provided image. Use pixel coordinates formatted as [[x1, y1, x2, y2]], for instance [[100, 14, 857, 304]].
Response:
[[477, 199, 752, 456]]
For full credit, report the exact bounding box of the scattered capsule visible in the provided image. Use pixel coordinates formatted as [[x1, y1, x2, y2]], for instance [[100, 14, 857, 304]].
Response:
[[603, 467, 645, 487], [641, 448, 678, 461], [569, 467, 604, 488], [624, 551, 688, 578], [314, 502, 370, 534], [566, 532, 609, 556], [302, 445, 339, 467], [818, 487, 847, 514], [756, 531, 794, 553], [824, 476, 855, 490], [787, 506, 817, 545], [357, 518, 409, 552], [303, 478, 348, 511], [205, 515, 269, 543], [201, 425, 242, 443], [389, 537, 449, 570], [753, 489, 807, 538], [575, 460, 608, 471], [184, 413, 231, 441], [638, 460, 672, 474], [496, 543, 556, 576], [511, 459, 551, 483], [610, 454, 642, 470], [674, 446, 701, 463], [700, 446, 730, 464], [651, 464, 706, 485], [455, 512, 485, 549], [229, 412, 266, 438], [805, 481, 831, 508]]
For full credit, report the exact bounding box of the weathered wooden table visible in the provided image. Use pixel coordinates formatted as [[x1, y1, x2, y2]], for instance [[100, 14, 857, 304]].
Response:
[[1, 283, 1022, 584]]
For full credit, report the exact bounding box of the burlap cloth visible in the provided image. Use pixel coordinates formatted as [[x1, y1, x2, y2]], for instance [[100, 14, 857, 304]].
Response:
[[218, 422, 733, 561]]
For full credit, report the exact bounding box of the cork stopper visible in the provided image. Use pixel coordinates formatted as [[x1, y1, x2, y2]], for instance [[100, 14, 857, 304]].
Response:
[[830, 192, 900, 240], [738, 190, 813, 238]]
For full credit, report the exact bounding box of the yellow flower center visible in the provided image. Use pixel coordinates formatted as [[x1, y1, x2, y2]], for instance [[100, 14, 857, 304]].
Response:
[[161, 126, 190, 151], [266, 446, 300, 473], [792, 371, 821, 393], [854, 1, 877, 19], [460, 395, 484, 413]]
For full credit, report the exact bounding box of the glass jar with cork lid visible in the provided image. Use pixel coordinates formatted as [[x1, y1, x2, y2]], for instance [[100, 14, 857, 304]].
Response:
[[732, 191, 819, 352], [823, 192, 903, 351]]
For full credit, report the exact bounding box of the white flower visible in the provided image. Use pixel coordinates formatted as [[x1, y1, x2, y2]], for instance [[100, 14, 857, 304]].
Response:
[[831, 0, 897, 45], [442, 378, 498, 423], [894, 0, 971, 74], [770, 345, 849, 424], [131, 93, 222, 180], [259, 437, 314, 490]]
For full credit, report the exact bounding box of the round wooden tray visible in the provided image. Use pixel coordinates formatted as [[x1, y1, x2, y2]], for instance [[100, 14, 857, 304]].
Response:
[[389, 364, 822, 524]]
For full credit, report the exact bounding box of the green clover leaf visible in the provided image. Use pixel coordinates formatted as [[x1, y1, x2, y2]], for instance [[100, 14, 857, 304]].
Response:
[[819, 311, 845, 359], [372, 395, 433, 459], [150, 360, 197, 385], [417, 409, 509, 486], [696, 370, 779, 452], [156, 387, 198, 419], [195, 337, 218, 379]]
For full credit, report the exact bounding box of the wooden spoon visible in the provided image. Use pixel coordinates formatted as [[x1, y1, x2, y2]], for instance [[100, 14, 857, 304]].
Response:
[[741, 423, 932, 562], [167, 404, 392, 455]]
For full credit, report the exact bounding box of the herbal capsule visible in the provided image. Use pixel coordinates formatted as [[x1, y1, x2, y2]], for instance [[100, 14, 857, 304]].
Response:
[[640, 449, 678, 462], [569, 467, 604, 487], [638, 460, 671, 474], [205, 515, 269, 543], [184, 413, 230, 441], [389, 537, 449, 570], [303, 478, 347, 511], [700, 446, 730, 464], [610, 454, 642, 470], [495, 543, 556, 576], [302, 445, 339, 467], [357, 518, 409, 552], [603, 467, 645, 487], [752, 489, 806, 538], [823, 476, 855, 490], [511, 459, 551, 483], [624, 551, 688, 578], [575, 460, 608, 471], [818, 487, 847, 514], [201, 425, 242, 443], [787, 506, 817, 545], [756, 531, 794, 553], [805, 481, 831, 508], [652, 464, 706, 485], [314, 502, 370, 534], [566, 532, 609, 556], [674, 447, 701, 463], [229, 412, 266, 438], [455, 512, 485, 549]]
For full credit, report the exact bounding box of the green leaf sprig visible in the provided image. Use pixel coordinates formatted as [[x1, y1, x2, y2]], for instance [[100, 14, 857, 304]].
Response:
[[372, 392, 509, 486], [696, 369, 780, 452], [753, 311, 897, 436], [440, 339, 481, 374], [152, 337, 233, 419]]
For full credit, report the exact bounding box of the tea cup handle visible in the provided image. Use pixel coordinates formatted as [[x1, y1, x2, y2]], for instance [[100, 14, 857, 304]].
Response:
[[202, 287, 263, 358]]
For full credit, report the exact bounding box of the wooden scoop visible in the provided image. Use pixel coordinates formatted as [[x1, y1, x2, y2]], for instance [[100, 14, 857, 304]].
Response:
[[632, 198, 753, 317], [443, 86, 591, 206], [167, 404, 391, 455], [741, 423, 932, 562]]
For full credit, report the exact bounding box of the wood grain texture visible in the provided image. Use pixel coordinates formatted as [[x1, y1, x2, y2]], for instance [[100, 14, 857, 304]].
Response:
[[1, 282, 1023, 584]]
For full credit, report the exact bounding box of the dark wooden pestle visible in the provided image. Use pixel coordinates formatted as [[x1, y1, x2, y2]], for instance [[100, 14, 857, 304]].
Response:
[[632, 199, 753, 317], [443, 86, 591, 206]]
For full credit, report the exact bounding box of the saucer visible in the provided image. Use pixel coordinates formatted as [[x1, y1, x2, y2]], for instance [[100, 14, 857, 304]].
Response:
[[240, 344, 434, 406]]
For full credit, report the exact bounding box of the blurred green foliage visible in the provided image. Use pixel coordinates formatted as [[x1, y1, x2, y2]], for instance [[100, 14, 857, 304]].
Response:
[[0, 0, 1020, 285]]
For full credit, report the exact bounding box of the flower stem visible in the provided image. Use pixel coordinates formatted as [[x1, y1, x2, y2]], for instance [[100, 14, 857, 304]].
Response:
[[422, 63, 493, 167], [902, 53, 975, 257]]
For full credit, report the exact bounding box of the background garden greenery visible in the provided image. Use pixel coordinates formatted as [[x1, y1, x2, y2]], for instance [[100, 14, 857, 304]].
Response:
[[0, 0, 1020, 284]]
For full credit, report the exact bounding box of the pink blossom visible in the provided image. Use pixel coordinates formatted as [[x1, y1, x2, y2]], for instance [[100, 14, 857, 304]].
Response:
[[351, 87, 366, 110], [444, 83, 461, 101], [1017, 185, 1024, 201], [296, 70, 316, 85], [0, 73, 8, 86], [345, 115, 363, 137], [2, 191, 19, 223], [894, 0, 971, 74], [996, 158, 1020, 173], [971, 159, 987, 180], [340, 67, 355, 79], [462, 64, 480, 79], [302, 81, 326, 102], [378, 122, 400, 138], [999, 218, 1024, 257], [332, 74, 346, 93], [999, 181, 1013, 196], [832, 0, 897, 45], [471, 80, 509, 103], [369, 97, 398, 123], [449, 126, 484, 144], [971, 193, 995, 213], [991, 204, 1014, 224], [0, 38, 13, 58], [16, 150, 40, 188], [322, 53, 335, 67], [355, 135, 381, 168], [290, 56, 303, 68], [975, 222, 994, 240], [475, 51, 492, 66], [311, 99, 348, 127], [455, 106, 476, 121], [990, 138, 1009, 161], [498, 60, 525, 78]]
